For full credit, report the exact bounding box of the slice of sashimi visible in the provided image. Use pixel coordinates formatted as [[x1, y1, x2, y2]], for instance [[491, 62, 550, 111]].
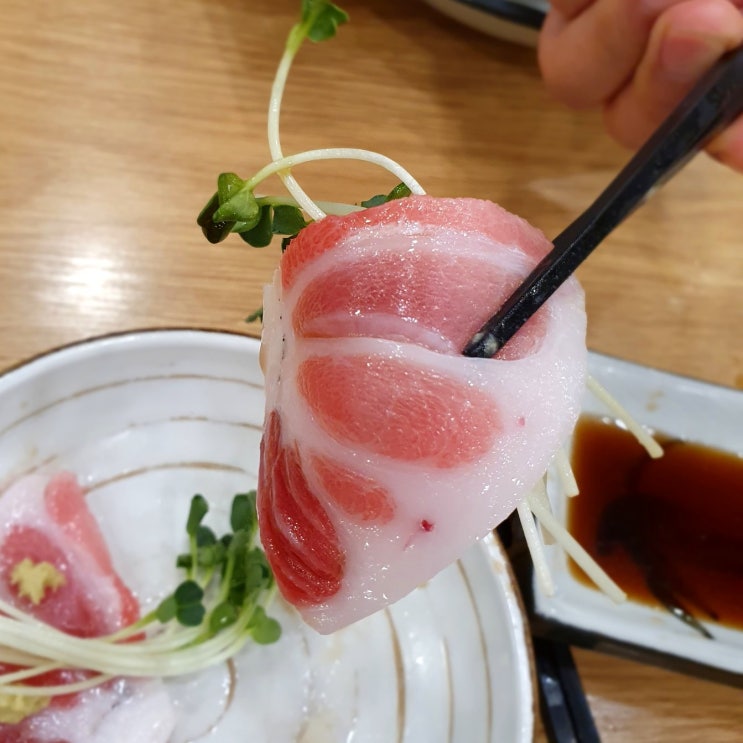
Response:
[[290, 229, 548, 356], [0, 473, 138, 637], [280, 195, 551, 289], [0, 473, 175, 742], [259, 195, 587, 633]]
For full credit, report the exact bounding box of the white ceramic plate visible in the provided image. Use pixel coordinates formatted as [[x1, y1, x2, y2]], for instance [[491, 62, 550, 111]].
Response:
[[0, 329, 534, 743], [535, 351, 743, 678]]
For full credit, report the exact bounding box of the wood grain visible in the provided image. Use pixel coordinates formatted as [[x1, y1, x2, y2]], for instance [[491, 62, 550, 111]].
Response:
[[1, 0, 742, 739]]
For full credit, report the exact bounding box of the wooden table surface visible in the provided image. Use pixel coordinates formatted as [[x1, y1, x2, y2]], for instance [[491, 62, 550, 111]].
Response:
[[1, 0, 742, 740]]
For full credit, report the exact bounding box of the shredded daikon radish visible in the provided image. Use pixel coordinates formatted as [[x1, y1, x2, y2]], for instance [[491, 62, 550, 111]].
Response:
[[527, 493, 626, 603], [0, 597, 43, 625], [1, 675, 113, 698], [528, 478, 555, 545], [0, 662, 64, 685], [0, 648, 47, 667], [587, 375, 662, 458], [257, 194, 364, 216], [554, 446, 579, 496], [246, 149, 426, 205], [516, 499, 555, 596], [0, 611, 251, 696]]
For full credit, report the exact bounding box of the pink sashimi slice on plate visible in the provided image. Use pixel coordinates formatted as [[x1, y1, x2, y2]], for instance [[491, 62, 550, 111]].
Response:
[[0, 473, 175, 743], [258, 195, 587, 633]]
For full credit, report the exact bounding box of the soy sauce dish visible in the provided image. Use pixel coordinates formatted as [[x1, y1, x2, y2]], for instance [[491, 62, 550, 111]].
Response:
[[532, 352, 743, 682]]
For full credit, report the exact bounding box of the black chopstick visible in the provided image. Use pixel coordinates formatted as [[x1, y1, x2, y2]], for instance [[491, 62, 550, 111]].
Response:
[[534, 637, 602, 743], [463, 45, 743, 359]]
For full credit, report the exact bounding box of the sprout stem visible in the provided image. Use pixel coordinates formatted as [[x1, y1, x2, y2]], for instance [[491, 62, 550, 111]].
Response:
[[246, 148, 425, 200]]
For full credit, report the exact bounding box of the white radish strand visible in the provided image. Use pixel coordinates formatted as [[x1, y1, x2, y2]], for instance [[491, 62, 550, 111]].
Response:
[[554, 446, 579, 497], [0, 675, 113, 698], [0, 648, 47, 667], [0, 584, 269, 695], [520, 381, 665, 602], [0, 622, 249, 693], [259, 194, 363, 216], [516, 499, 555, 597], [0, 662, 64, 685], [528, 478, 555, 545], [527, 492, 626, 603], [587, 375, 663, 458], [0, 596, 44, 625], [246, 148, 426, 202]]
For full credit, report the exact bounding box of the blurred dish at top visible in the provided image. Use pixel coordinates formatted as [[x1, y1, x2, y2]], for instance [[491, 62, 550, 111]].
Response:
[[421, 0, 548, 45]]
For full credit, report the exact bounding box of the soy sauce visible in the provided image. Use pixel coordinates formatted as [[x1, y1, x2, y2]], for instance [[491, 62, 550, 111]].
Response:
[[568, 415, 743, 632]]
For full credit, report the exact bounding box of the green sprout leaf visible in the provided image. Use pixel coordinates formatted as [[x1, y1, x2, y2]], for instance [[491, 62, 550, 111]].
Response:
[[272, 205, 308, 235], [301, 1, 349, 43], [174, 580, 204, 605], [177, 603, 206, 627], [154, 490, 281, 653], [231, 492, 256, 533], [174, 580, 206, 627], [228, 529, 250, 555], [248, 606, 282, 644], [197, 541, 226, 569], [197, 192, 234, 244], [359, 193, 387, 208], [196, 525, 217, 547], [217, 172, 245, 204], [245, 307, 263, 323], [214, 188, 260, 224], [386, 182, 411, 201], [209, 601, 238, 634], [186, 495, 208, 537], [361, 182, 411, 208], [155, 595, 177, 624], [243, 560, 268, 595], [238, 205, 273, 247]]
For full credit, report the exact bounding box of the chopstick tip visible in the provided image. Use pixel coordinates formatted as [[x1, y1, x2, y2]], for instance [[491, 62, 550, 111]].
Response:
[[463, 331, 501, 359]]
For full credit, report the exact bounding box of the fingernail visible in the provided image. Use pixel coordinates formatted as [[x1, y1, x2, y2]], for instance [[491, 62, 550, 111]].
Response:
[[659, 34, 722, 83]]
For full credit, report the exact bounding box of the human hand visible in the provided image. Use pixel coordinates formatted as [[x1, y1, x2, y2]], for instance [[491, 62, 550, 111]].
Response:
[[538, 0, 743, 172]]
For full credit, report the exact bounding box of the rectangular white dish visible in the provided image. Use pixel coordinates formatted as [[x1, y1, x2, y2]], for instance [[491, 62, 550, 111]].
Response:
[[507, 351, 743, 684]]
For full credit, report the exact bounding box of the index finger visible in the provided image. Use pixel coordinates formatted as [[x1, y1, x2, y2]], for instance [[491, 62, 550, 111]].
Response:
[[539, 0, 683, 108], [548, 0, 595, 20]]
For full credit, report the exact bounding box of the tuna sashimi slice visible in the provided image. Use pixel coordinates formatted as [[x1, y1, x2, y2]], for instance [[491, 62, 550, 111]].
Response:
[[0, 473, 175, 742], [259, 195, 587, 633], [0, 473, 138, 637]]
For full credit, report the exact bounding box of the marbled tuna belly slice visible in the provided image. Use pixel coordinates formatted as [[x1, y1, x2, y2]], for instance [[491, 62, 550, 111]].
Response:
[[297, 355, 501, 467], [0, 473, 139, 638], [258, 195, 587, 633], [0, 473, 175, 742]]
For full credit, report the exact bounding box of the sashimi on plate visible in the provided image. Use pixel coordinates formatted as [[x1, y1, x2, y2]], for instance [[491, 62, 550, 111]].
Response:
[[0, 472, 175, 742]]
